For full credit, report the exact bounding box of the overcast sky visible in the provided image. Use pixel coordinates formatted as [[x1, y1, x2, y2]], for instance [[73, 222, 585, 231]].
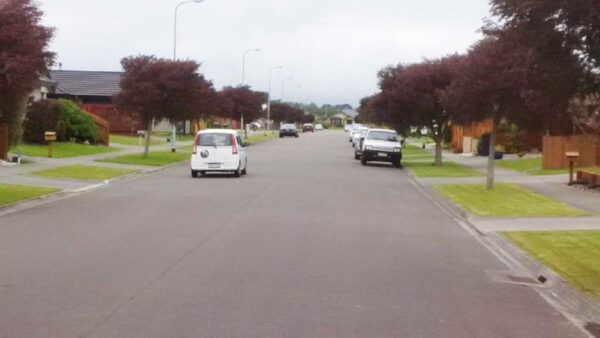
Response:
[[39, 0, 491, 107]]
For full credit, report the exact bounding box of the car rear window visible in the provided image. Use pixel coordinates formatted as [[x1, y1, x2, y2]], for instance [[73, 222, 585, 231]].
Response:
[[281, 124, 296, 129], [198, 133, 233, 146]]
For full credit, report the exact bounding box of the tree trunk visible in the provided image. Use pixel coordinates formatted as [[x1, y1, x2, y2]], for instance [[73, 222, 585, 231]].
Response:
[[143, 119, 153, 159], [434, 137, 443, 166], [486, 117, 498, 190], [0, 123, 8, 161]]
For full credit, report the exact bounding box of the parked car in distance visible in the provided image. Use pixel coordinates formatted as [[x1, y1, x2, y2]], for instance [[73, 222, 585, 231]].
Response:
[[279, 123, 299, 138], [191, 129, 247, 178], [302, 123, 315, 132], [351, 127, 368, 147], [359, 129, 402, 168], [315, 124, 324, 131], [348, 124, 365, 142]]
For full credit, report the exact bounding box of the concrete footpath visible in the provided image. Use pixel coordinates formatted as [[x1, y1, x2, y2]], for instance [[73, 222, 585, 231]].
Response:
[[0, 141, 192, 192]]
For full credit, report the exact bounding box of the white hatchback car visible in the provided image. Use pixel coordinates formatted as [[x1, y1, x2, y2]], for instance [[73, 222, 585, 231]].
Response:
[[191, 129, 247, 177]]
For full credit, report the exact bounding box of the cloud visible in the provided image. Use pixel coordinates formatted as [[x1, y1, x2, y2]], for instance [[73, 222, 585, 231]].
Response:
[[39, 0, 490, 106]]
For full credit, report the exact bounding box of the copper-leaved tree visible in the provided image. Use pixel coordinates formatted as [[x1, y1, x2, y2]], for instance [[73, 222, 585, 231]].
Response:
[[0, 0, 54, 160], [116, 56, 214, 158], [443, 25, 585, 190], [373, 55, 464, 166]]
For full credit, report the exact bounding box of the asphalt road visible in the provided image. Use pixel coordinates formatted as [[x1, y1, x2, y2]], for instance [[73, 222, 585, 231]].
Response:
[[0, 131, 584, 337]]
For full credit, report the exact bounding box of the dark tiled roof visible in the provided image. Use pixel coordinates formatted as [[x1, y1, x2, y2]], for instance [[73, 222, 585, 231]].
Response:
[[49, 70, 122, 97], [341, 109, 358, 118]]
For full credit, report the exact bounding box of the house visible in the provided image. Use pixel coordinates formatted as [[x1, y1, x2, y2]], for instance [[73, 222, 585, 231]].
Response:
[[31, 76, 57, 101], [46, 70, 143, 134], [44, 70, 233, 134], [329, 109, 358, 127]]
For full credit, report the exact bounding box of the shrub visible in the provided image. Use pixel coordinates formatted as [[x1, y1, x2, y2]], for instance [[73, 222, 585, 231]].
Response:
[[23, 99, 63, 144], [23, 99, 100, 144], [504, 124, 525, 154], [57, 100, 100, 144]]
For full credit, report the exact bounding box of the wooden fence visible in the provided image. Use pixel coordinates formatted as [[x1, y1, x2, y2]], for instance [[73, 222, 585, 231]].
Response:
[[83, 111, 110, 145], [542, 134, 600, 169], [451, 119, 542, 153], [81, 103, 143, 134]]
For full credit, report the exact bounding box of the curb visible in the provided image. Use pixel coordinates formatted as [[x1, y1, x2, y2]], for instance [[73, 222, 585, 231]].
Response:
[[405, 173, 600, 337], [0, 160, 185, 218]]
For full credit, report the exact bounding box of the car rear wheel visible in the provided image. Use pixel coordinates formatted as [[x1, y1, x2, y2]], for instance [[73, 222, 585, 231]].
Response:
[[361, 155, 368, 166], [233, 163, 241, 177], [191, 170, 198, 178], [354, 152, 360, 160], [242, 160, 247, 175]]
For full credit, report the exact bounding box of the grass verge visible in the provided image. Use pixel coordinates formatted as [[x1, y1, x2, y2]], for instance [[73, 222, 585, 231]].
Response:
[[0, 184, 60, 206], [506, 231, 600, 299], [497, 157, 569, 175], [244, 132, 278, 145], [30, 165, 137, 181], [434, 183, 587, 217], [98, 151, 190, 167], [405, 161, 482, 178], [10, 143, 118, 158]]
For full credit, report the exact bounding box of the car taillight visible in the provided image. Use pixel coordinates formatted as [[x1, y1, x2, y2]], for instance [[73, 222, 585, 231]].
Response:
[[192, 134, 200, 154], [231, 134, 238, 154]]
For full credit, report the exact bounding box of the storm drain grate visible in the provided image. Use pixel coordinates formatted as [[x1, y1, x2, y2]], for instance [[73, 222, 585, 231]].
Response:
[[585, 322, 600, 338], [506, 275, 541, 285], [485, 270, 547, 287]]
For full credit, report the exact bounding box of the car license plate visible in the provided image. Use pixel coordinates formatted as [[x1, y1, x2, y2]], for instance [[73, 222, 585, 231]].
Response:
[[378, 152, 387, 157], [208, 164, 221, 169]]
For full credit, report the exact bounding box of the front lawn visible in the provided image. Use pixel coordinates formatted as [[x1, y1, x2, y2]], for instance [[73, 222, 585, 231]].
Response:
[[10, 142, 118, 158], [434, 183, 587, 217], [497, 157, 569, 176], [506, 231, 600, 299], [405, 161, 482, 178], [110, 134, 162, 146], [0, 184, 60, 206], [98, 151, 190, 167], [30, 165, 137, 181]]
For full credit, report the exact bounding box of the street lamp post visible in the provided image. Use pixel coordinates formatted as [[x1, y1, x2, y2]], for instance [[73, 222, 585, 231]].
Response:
[[171, 0, 203, 153], [241, 48, 261, 137], [267, 66, 283, 132]]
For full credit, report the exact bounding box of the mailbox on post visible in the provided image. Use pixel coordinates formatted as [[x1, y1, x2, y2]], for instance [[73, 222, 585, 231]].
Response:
[[566, 151, 580, 185], [44, 131, 57, 158]]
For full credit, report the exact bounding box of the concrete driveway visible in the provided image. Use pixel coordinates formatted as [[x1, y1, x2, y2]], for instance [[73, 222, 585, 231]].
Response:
[[0, 131, 584, 337]]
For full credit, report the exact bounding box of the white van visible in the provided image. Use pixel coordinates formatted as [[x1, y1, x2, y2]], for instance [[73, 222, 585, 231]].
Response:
[[191, 129, 248, 177]]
